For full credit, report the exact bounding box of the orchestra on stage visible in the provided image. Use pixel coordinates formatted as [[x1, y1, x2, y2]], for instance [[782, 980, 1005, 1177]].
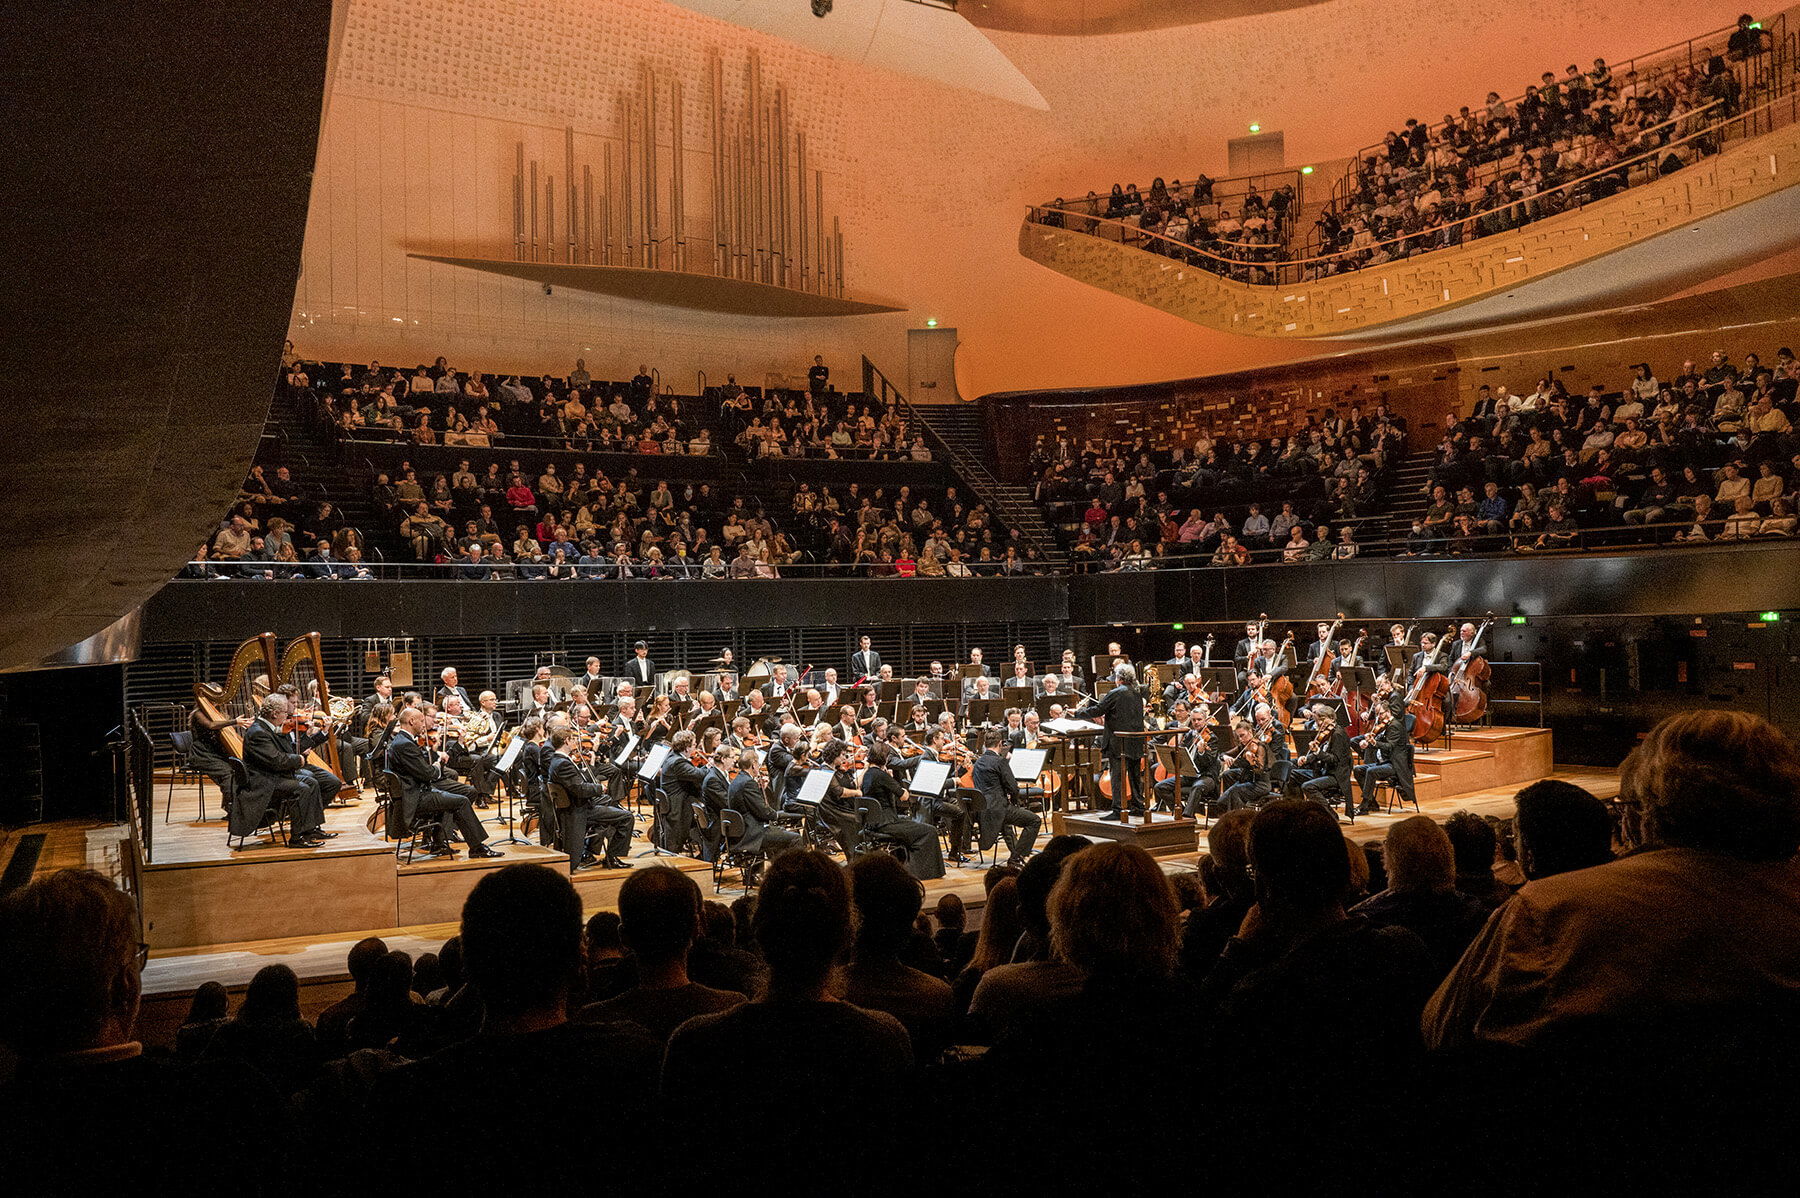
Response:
[[186, 617, 1496, 872]]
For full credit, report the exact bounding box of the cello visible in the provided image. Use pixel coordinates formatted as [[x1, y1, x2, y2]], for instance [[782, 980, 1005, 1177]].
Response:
[[1406, 627, 1456, 746], [1449, 613, 1497, 723]]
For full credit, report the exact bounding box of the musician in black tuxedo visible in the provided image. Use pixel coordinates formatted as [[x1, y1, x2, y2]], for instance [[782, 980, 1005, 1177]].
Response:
[[513, 718, 557, 846], [236, 695, 331, 845], [917, 730, 969, 861], [1232, 622, 1262, 671], [740, 691, 779, 737], [577, 656, 607, 696], [385, 708, 498, 857], [766, 725, 807, 807], [760, 664, 793, 702], [546, 728, 631, 868], [821, 742, 945, 881], [1353, 705, 1414, 816], [624, 641, 657, 688], [1287, 704, 1354, 811], [1071, 663, 1147, 821], [436, 667, 475, 711], [1152, 714, 1221, 818], [726, 749, 800, 863], [696, 751, 732, 862], [850, 636, 881, 683], [658, 730, 709, 854], [970, 731, 1041, 867]]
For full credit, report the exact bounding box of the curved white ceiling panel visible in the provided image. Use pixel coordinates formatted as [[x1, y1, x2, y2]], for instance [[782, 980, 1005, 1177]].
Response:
[[667, 0, 1050, 110]]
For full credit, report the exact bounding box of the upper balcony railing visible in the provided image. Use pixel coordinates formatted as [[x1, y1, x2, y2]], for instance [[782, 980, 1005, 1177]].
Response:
[[1025, 85, 1800, 290], [1029, 10, 1799, 286], [1323, 12, 1793, 215]]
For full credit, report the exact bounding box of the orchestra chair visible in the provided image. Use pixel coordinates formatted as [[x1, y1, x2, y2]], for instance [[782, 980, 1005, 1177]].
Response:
[[164, 730, 209, 823], [547, 781, 579, 864], [690, 800, 714, 862], [713, 808, 762, 894], [641, 788, 679, 858], [949, 787, 989, 865], [515, 763, 558, 847], [379, 768, 447, 864], [1376, 779, 1420, 816], [226, 759, 296, 852], [854, 799, 909, 866]]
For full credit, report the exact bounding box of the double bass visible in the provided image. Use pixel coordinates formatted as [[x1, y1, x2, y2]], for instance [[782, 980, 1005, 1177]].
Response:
[[1341, 630, 1371, 736], [1449, 613, 1497, 722], [1303, 612, 1347, 700], [1406, 626, 1456, 746]]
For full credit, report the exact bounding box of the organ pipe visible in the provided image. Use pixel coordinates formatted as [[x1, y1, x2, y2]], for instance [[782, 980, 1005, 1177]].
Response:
[[497, 53, 849, 294]]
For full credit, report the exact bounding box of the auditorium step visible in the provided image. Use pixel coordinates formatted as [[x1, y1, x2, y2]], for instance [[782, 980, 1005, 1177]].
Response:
[[1414, 726, 1552, 798], [909, 403, 1066, 563]]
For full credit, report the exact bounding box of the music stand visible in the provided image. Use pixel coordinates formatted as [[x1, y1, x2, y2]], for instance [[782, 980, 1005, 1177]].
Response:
[[1113, 730, 1164, 826], [1002, 686, 1036, 710], [1385, 644, 1416, 673], [487, 734, 531, 846], [1198, 667, 1240, 700], [959, 664, 985, 681], [1297, 696, 1348, 727], [1338, 666, 1379, 697], [964, 698, 1001, 726], [1090, 654, 1114, 679], [1032, 696, 1070, 720], [879, 680, 903, 701]]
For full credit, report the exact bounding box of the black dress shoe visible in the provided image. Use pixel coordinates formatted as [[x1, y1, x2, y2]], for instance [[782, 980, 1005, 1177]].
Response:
[[1357, 802, 1381, 816], [290, 834, 326, 848], [469, 846, 504, 859], [312, 830, 339, 839], [1099, 811, 1126, 822], [601, 857, 629, 870]]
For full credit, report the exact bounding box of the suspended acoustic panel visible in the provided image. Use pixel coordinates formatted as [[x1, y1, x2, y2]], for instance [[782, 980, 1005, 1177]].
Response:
[[669, 0, 1049, 111], [407, 254, 905, 317]]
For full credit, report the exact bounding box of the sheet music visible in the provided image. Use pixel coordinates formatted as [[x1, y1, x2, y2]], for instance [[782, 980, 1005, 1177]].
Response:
[[612, 733, 640, 767], [909, 759, 952, 796], [1044, 717, 1103, 734], [636, 742, 670, 779], [495, 735, 524, 772], [1010, 747, 1047, 782], [793, 768, 834, 806]]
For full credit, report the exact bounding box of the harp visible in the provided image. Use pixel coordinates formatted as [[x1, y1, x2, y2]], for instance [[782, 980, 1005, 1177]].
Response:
[[278, 632, 360, 801], [192, 633, 280, 758]]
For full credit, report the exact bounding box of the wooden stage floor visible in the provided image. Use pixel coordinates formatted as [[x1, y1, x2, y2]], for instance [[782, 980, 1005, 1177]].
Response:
[[1, 762, 1619, 1004]]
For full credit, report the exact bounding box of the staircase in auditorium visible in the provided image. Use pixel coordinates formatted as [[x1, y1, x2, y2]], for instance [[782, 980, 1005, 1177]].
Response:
[[907, 404, 1066, 565], [1020, 12, 1800, 340]]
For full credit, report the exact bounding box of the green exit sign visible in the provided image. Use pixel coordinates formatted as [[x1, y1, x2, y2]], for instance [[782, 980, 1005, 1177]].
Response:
[[1171, 623, 1185, 631], [1509, 616, 1528, 625], [1760, 611, 1781, 623]]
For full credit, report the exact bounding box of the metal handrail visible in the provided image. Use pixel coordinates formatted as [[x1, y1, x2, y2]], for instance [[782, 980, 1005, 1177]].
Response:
[[179, 517, 1798, 581], [1324, 12, 1786, 207], [1026, 86, 1799, 288]]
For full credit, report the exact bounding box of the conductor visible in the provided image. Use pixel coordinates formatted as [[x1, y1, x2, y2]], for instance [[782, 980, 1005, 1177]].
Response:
[[1072, 662, 1147, 822]]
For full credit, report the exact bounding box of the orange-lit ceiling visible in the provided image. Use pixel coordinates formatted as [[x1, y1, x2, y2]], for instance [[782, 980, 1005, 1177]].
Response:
[[961, 0, 1331, 36]]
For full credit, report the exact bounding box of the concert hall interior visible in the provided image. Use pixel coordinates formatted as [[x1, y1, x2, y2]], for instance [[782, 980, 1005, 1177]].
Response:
[[8, 0, 1800, 1192]]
